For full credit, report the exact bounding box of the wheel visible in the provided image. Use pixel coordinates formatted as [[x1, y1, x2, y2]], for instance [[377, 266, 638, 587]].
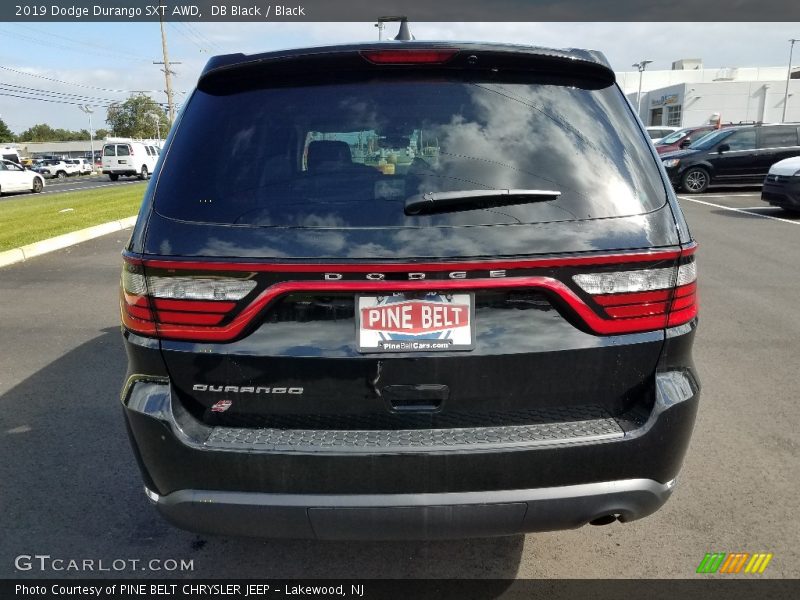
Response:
[[109, 174, 119, 181], [56, 170, 67, 180], [139, 165, 149, 180], [681, 167, 709, 194], [32, 177, 43, 193]]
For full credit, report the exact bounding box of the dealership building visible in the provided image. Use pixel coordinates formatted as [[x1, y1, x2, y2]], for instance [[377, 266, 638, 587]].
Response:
[[616, 59, 800, 128]]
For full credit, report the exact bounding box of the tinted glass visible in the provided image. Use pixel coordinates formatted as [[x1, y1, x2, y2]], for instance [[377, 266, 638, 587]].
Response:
[[725, 129, 756, 151], [658, 129, 690, 145], [155, 80, 666, 227], [760, 127, 799, 148], [691, 129, 734, 150], [103, 145, 116, 157], [117, 144, 130, 156]]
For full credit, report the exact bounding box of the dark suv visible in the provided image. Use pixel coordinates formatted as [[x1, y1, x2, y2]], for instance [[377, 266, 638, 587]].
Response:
[[661, 123, 800, 193], [120, 42, 700, 540]]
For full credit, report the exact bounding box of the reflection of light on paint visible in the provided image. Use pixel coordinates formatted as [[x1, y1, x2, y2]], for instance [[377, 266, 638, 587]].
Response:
[[605, 177, 642, 218], [6, 425, 32, 434]]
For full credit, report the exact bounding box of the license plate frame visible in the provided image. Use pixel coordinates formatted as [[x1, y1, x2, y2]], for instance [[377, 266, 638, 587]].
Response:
[[355, 292, 476, 353]]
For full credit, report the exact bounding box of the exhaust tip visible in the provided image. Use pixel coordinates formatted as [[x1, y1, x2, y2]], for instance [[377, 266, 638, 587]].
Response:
[[589, 514, 619, 526]]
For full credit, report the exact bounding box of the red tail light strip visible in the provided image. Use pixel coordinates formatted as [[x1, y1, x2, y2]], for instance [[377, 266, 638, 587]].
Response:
[[153, 299, 237, 313], [121, 244, 698, 341], [605, 302, 669, 319], [148, 278, 671, 341], [594, 289, 672, 307], [360, 49, 459, 64]]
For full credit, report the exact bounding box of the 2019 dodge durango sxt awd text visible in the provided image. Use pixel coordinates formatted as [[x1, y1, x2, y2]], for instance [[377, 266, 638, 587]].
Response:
[[119, 41, 701, 540]]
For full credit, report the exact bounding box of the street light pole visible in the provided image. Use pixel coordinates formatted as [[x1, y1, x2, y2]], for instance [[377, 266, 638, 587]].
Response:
[[632, 60, 653, 120], [78, 105, 95, 171], [782, 39, 798, 123]]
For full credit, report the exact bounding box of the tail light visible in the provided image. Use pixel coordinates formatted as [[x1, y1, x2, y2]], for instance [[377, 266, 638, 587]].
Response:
[[360, 49, 459, 64], [121, 245, 697, 342], [120, 257, 256, 337], [572, 246, 698, 332]]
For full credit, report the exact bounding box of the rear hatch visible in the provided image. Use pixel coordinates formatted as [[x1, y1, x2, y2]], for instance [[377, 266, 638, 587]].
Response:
[[102, 143, 131, 171], [123, 44, 694, 432]]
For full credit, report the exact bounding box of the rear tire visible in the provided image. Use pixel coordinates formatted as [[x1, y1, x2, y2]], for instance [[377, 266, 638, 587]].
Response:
[[109, 174, 119, 181], [32, 178, 43, 193], [56, 170, 67, 180], [681, 167, 710, 194], [139, 165, 149, 180]]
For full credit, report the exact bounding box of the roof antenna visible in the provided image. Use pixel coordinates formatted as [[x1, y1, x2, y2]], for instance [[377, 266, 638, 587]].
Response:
[[376, 16, 414, 41]]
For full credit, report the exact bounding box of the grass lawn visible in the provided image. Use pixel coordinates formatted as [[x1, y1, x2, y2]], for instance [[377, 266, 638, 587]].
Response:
[[0, 183, 145, 251]]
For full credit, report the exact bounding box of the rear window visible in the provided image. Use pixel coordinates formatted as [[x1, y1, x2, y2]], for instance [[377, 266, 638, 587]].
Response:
[[155, 78, 666, 227], [117, 144, 131, 157], [103, 145, 116, 157]]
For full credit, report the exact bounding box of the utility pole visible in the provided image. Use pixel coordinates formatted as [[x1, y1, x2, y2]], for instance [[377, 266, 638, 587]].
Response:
[[154, 0, 180, 123], [782, 38, 798, 123], [632, 60, 653, 120], [78, 105, 95, 170]]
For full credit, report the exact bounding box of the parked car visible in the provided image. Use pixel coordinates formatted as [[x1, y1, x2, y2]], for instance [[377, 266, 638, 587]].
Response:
[[120, 41, 700, 540], [654, 125, 721, 155], [32, 158, 79, 179], [67, 158, 93, 175], [661, 123, 800, 193], [0, 159, 45, 194], [1, 146, 22, 165], [101, 141, 159, 181], [761, 155, 800, 212], [645, 126, 680, 144]]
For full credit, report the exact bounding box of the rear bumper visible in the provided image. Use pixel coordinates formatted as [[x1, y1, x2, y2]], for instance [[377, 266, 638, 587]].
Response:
[[146, 478, 675, 540], [121, 322, 700, 539], [102, 169, 137, 175]]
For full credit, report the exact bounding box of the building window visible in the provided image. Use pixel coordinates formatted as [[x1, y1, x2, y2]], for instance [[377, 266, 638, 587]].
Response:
[[650, 108, 663, 126], [666, 105, 682, 127]]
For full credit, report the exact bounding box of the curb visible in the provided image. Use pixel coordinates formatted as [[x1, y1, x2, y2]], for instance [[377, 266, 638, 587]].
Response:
[[0, 216, 137, 268]]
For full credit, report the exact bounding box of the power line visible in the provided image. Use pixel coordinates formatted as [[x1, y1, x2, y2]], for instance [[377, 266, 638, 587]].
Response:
[[0, 82, 120, 105], [0, 65, 138, 93], [15, 24, 151, 62], [0, 27, 147, 63], [169, 22, 209, 53], [0, 90, 116, 108], [183, 22, 223, 52]]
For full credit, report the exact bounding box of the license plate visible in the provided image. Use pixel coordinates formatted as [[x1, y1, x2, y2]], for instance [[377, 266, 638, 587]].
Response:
[[356, 292, 475, 353]]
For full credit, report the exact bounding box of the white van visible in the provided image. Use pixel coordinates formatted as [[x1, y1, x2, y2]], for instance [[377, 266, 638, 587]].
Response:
[[101, 140, 160, 181]]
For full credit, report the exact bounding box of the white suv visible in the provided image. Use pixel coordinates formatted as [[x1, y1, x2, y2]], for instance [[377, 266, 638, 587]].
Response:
[[102, 141, 160, 181], [67, 158, 93, 175], [33, 159, 79, 179]]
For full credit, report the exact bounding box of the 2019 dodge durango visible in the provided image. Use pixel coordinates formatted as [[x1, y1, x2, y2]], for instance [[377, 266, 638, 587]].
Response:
[[119, 41, 701, 540]]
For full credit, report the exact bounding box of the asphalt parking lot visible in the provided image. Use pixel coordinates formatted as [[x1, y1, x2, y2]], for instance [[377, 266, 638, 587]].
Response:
[[0, 189, 798, 579]]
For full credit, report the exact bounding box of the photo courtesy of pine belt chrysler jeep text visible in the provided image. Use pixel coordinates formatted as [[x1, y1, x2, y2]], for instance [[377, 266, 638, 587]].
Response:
[[119, 41, 701, 540]]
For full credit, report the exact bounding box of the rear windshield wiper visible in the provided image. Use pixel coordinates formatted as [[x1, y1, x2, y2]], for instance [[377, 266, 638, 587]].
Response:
[[404, 189, 561, 216]]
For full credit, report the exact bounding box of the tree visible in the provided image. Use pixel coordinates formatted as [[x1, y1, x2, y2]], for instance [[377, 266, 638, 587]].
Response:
[[106, 94, 169, 139], [17, 123, 88, 142], [0, 118, 16, 142]]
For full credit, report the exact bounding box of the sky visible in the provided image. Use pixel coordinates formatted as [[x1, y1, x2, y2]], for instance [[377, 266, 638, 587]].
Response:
[[1, 21, 799, 135]]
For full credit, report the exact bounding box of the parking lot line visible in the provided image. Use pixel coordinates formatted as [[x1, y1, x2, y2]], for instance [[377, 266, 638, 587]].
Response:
[[698, 193, 761, 198], [678, 196, 800, 226]]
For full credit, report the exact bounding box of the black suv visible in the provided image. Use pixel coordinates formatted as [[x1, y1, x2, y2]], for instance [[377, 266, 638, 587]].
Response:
[[661, 123, 800, 193], [120, 42, 700, 540]]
